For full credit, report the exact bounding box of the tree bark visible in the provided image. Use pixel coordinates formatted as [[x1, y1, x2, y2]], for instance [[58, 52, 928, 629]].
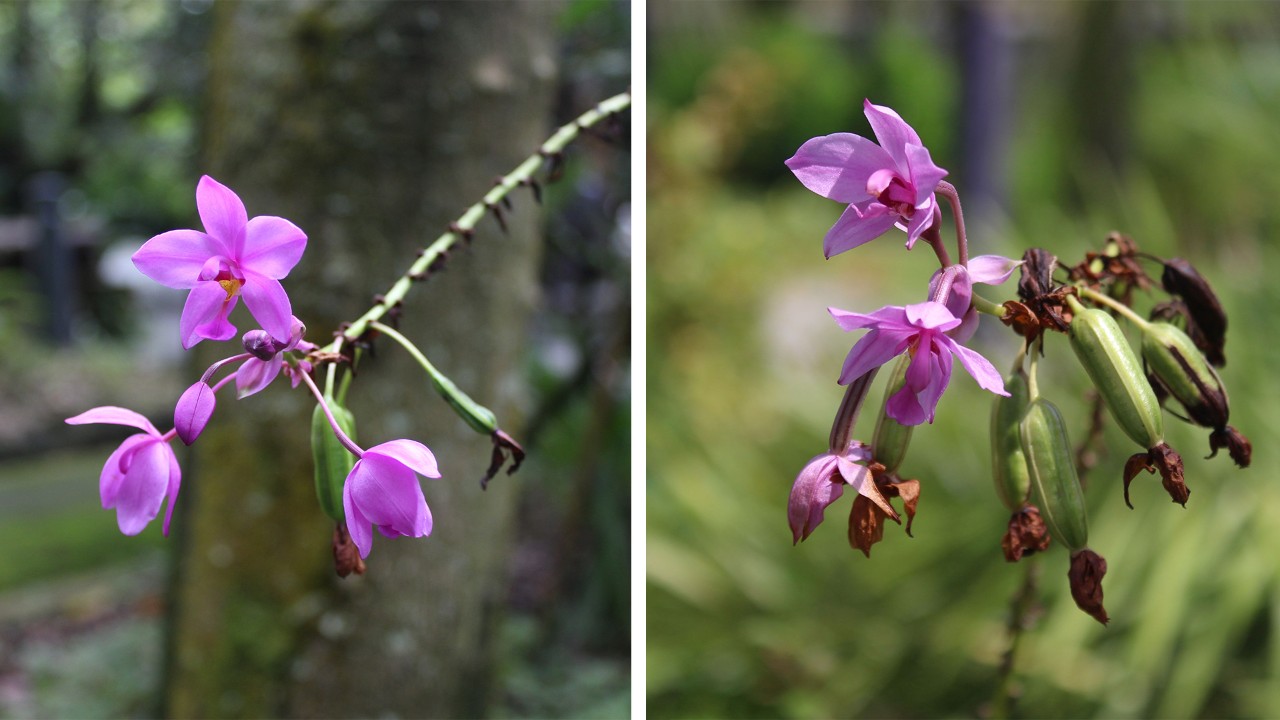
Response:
[[164, 1, 557, 716]]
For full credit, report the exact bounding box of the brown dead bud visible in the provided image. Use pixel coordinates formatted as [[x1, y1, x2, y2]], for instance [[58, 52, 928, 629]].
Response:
[[332, 524, 367, 578], [1017, 248, 1059, 302], [1161, 258, 1227, 366], [1000, 301, 1040, 339], [1002, 504, 1051, 562], [1209, 425, 1252, 468], [1123, 444, 1189, 508], [482, 429, 526, 490], [1068, 549, 1109, 625]]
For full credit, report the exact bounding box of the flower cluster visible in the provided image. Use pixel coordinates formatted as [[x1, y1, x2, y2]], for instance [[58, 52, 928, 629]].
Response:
[[67, 177, 443, 565], [784, 102, 1251, 625]]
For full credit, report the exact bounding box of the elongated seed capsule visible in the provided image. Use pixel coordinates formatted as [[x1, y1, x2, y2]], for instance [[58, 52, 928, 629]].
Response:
[[871, 355, 913, 474], [1141, 322, 1228, 428], [990, 367, 1032, 511], [1020, 398, 1089, 552], [312, 401, 358, 522], [1066, 295, 1163, 448]]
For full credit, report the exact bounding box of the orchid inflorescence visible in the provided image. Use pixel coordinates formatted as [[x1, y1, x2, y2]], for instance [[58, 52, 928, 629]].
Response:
[[785, 100, 1250, 624], [66, 91, 631, 576]]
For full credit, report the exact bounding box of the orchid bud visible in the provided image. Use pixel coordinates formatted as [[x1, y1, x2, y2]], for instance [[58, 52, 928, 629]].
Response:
[[174, 381, 216, 445], [242, 330, 280, 361], [1161, 258, 1226, 366], [870, 356, 913, 474]]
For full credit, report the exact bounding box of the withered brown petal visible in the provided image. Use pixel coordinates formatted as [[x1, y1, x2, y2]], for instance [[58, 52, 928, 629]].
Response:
[[1151, 442, 1190, 507], [848, 494, 887, 559], [332, 524, 367, 578], [1001, 504, 1051, 563], [1208, 425, 1252, 468], [1069, 548, 1110, 625], [1018, 248, 1058, 302], [1122, 452, 1155, 509], [884, 478, 920, 537]]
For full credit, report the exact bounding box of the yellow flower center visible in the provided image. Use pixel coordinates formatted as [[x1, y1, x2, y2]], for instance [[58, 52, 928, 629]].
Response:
[[218, 278, 243, 300]]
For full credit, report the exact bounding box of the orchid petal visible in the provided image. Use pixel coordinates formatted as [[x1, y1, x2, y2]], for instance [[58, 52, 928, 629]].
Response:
[[132, 230, 225, 289], [179, 281, 238, 349], [242, 216, 307, 279], [838, 455, 898, 517], [787, 454, 841, 543], [927, 265, 973, 320], [785, 133, 896, 204], [343, 478, 374, 559], [99, 434, 152, 508], [903, 197, 939, 249], [240, 271, 293, 344], [67, 406, 160, 436], [837, 327, 915, 385], [948, 305, 981, 344], [967, 254, 1022, 285], [863, 100, 922, 171], [828, 304, 908, 332], [945, 337, 1010, 395], [174, 381, 216, 445], [823, 202, 897, 258], [368, 439, 441, 479], [162, 445, 182, 537], [113, 440, 170, 536], [904, 143, 947, 203], [904, 301, 961, 331], [348, 454, 431, 538], [196, 176, 248, 255], [236, 356, 282, 399]]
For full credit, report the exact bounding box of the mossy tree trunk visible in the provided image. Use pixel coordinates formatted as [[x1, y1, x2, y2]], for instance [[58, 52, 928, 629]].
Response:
[[165, 2, 556, 716]]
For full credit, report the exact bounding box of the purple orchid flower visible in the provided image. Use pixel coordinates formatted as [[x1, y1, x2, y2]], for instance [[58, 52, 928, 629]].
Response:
[[928, 254, 1022, 342], [343, 439, 443, 558], [236, 317, 312, 398], [65, 407, 181, 536], [132, 175, 307, 349], [829, 301, 1008, 426], [788, 440, 897, 543], [786, 100, 947, 258]]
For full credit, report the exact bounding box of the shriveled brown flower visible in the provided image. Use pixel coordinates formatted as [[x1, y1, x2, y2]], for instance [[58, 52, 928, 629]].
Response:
[[1001, 504, 1051, 562], [1068, 548, 1109, 625]]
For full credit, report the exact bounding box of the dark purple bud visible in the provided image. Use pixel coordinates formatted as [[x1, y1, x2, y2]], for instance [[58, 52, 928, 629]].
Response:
[[242, 330, 280, 361], [1161, 258, 1227, 366], [175, 381, 216, 445]]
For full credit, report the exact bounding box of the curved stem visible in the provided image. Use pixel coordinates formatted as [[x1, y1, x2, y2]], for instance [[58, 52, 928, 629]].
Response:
[[198, 352, 253, 385], [298, 369, 364, 459], [1075, 285, 1151, 329], [972, 292, 1005, 317], [370, 321, 497, 434], [935, 181, 969, 267], [919, 220, 952, 269], [325, 91, 632, 352], [1026, 334, 1044, 401], [828, 368, 879, 455]]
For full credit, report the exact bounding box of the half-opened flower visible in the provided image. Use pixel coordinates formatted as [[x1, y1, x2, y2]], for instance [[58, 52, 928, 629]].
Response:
[[132, 175, 307, 349], [830, 301, 1008, 426], [788, 441, 897, 543], [786, 100, 947, 257], [65, 407, 181, 536], [343, 439, 442, 558]]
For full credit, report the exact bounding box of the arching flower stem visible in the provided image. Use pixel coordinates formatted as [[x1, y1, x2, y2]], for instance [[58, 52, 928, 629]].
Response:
[[935, 181, 969, 266], [828, 368, 879, 455], [298, 369, 364, 459]]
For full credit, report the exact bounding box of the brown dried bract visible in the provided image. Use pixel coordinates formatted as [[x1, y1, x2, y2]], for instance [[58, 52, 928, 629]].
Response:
[[483, 429, 527, 490], [1067, 232, 1153, 305], [1008, 249, 1074, 342], [1209, 425, 1252, 468], [847, 470, 919, 558], [333, 524, 367, 578], [1002, 504, 1051, 562], [1068, 549, 1109, 625], [1124, 444, 1189, 508]]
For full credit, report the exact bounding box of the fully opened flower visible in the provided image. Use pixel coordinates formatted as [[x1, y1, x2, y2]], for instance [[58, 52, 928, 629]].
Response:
[[65, 407, 181, 536], [132, 175, 307, 349], [788, 440, 897, 543], [830, 301, 1008, 426], [787, 100, 948, 258], [343, 439, 442, 558]]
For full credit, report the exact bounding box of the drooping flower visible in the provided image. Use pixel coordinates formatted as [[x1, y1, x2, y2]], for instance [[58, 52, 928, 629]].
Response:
[[132, 175, 307, 349], [786, 100, 947, 257], [788, 441, 897, 543], [829, 301, 1008, 426], [65, 407, 181, 536], [343, 439, 442, 558], [927, 254, 1022, 342]]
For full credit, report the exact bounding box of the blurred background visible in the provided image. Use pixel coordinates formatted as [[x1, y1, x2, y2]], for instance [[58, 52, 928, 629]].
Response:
[[0, 0, 628, 717], [648, 1, 1280, 718]]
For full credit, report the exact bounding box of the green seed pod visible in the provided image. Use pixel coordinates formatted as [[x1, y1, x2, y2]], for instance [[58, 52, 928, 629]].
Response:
[[1020, 397, 1089, 552], [990, 367, 1032, 511], [312, 401, 358, 522], [1067, 295, 1163, 448], [871, 355, 913, 474], [1141, 322, 1229, 429]]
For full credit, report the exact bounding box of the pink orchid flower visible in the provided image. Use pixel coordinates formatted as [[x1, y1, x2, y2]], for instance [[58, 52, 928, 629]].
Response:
[[132, 175, 307, 349], [788, 440, 897, 543], [829, 301, 1008, 426], [343, 439, 443, 558], [65, 407, 181, 536], [786, 100, 947, 257]]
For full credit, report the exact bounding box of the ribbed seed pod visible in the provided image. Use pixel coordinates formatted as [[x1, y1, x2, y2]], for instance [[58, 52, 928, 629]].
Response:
[[1141, 322, 1228, 428], [1067, 295, 1163, 448], [312, 401, 358, 522], [1020, 398, 1089, 552], [990, 367, 1031, 511], [871, 355, 913, 474]]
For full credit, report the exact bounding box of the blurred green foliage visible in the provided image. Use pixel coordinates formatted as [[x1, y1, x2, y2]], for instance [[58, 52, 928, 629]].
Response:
[[648, 2, 1280, 718]]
